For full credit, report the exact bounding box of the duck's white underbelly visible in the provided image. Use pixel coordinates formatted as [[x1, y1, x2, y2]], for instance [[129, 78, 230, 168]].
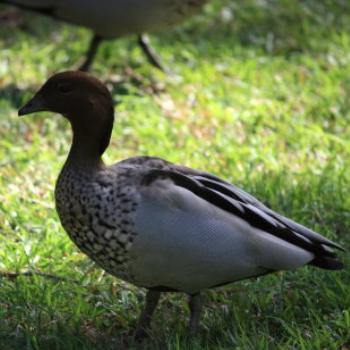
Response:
[[128, 183, 314, 294]]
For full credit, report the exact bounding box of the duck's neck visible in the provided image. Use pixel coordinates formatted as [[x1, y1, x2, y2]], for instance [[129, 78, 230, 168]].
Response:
[[66, 108, 114, 171]]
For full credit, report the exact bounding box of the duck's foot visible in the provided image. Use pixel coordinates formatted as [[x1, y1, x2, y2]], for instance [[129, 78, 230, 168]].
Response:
[[79, 34, 102, 71], [134, 290, 161, 340], [188, 293, 203, 334], [137, 34, 167, 72]]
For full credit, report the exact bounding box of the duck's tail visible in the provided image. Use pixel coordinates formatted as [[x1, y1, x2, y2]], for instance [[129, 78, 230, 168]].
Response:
[[309, 255, 344, 270]]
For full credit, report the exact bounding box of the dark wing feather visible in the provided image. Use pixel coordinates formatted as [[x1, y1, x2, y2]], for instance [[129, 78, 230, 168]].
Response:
[[142, 168, 344, 270], [190, 174, 344, 251]]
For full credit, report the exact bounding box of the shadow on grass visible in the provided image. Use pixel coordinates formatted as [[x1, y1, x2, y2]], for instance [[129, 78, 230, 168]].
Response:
[[0, 332, 132, 350]]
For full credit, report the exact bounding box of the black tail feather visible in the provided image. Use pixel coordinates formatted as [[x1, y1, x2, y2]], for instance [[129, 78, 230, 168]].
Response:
[[309, 256, 344, 270]]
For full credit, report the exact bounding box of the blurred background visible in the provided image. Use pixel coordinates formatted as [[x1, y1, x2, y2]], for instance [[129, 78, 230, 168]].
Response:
[[0, 0, 349, 349]]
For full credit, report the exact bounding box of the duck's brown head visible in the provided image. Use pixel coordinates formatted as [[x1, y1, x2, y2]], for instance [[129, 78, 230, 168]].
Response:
[[19, 70, 113, 118], [19, 71, 114, 158]]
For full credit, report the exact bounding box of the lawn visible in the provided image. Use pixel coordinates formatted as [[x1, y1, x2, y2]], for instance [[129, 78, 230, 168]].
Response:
[[0, 0, 349, 349]]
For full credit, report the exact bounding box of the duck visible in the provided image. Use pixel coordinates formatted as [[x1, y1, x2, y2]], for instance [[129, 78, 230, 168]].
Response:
[[0, 0, 208, 71], [18, 71, 344, 337]]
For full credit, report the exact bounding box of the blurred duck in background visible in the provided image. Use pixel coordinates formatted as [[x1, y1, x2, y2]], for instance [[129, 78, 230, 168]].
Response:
[[0, 0, 208, 71]]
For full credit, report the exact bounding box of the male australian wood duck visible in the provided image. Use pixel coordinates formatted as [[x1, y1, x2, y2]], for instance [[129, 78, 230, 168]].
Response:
[[0, 0, 208, 71], [18, 71, 344, 337]]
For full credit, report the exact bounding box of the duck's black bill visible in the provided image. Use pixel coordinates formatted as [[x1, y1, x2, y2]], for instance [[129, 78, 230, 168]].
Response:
[[18, 94, 46, 116]]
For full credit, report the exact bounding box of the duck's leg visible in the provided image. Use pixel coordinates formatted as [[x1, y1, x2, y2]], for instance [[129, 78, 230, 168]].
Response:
[[188, 293, 203, 333], [79, 34, 103, 71], [137, 34, 166, 72], [134, 290, 161, 339]]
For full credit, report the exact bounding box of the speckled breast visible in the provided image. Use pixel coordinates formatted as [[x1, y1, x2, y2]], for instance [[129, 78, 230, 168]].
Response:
[[55, 166, 140, 283]]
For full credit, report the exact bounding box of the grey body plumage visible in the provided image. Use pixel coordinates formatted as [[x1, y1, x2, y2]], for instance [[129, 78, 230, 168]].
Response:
[[55, 155, 343, 295], [0, 0, 207, 38]]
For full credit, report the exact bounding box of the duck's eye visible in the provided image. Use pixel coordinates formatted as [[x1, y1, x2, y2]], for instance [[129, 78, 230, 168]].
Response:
[[57, 83, 73, 94]]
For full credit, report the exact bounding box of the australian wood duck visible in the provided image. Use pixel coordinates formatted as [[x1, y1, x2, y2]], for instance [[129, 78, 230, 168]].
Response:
[[1, 0, 208, 71], [18, 71, 344, 337]]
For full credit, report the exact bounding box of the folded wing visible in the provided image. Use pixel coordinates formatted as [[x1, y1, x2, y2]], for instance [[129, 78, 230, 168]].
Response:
[[129, 167, 343, 293], [142, 168, 344, 270]]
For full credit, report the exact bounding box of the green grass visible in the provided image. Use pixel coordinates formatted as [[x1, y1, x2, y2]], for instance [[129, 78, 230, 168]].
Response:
[[0, 0, 350, 349]]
